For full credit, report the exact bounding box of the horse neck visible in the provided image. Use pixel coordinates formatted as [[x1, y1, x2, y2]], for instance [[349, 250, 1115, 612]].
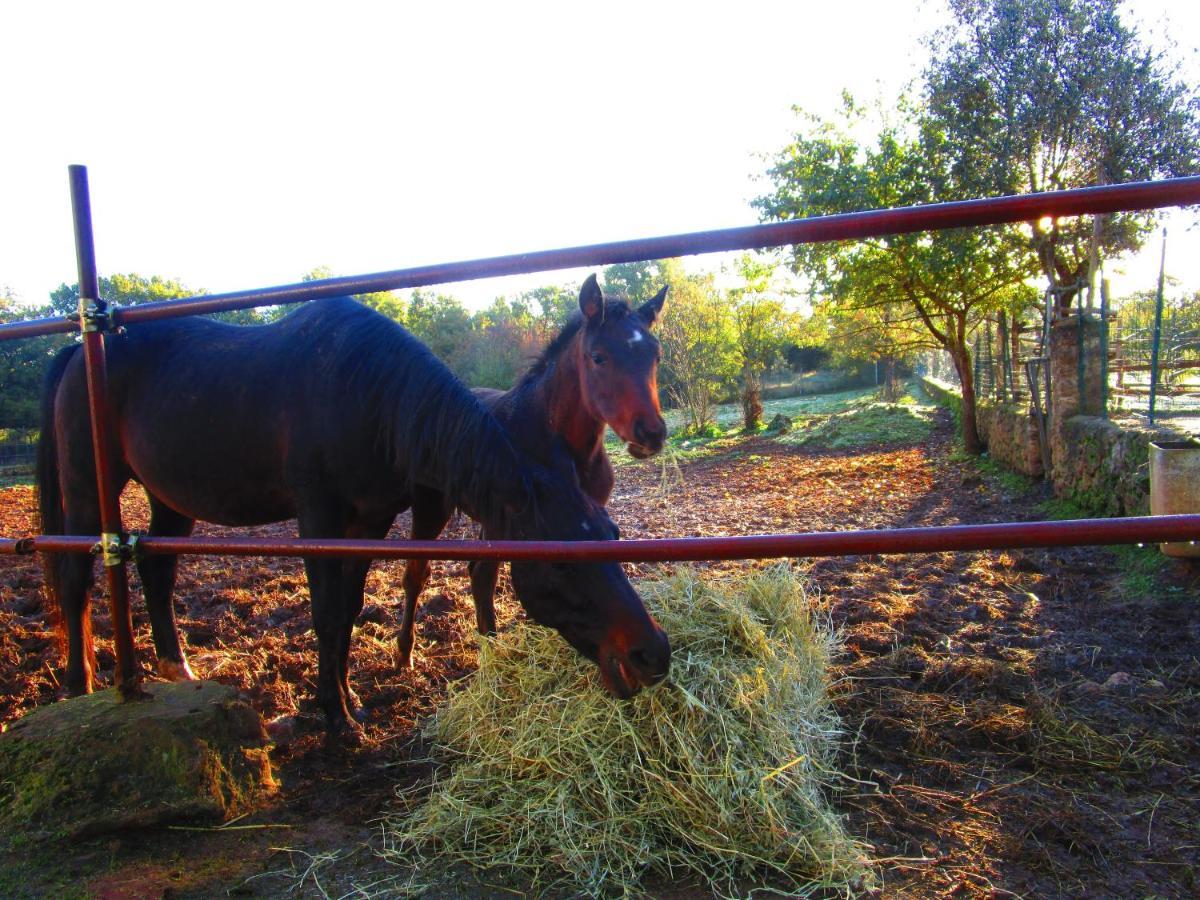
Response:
[[538, 337, 605, 461]]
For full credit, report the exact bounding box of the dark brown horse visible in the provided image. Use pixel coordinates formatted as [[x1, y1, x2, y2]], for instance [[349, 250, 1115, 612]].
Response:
[[37, 298, 670, 738], [397, 274, 667, 667]]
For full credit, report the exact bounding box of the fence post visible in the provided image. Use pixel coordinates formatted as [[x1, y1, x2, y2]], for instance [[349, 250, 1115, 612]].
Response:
[[69, 165, 143, 701], [1148, 230, 1167, 425], [1099, 278, 1109, 419]]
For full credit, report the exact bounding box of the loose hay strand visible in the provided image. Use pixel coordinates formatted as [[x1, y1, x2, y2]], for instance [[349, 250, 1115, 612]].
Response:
[[382, 566, 867, 896]]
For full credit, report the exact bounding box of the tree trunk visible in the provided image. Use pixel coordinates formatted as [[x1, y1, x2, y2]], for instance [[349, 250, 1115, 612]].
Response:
[[741, 364, 763, 431], [949, 341, 984, 455], [880, 356, 900, 402]]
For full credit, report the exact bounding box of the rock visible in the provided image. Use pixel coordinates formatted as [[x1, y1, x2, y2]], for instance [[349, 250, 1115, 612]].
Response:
[[0, 681, 274, 842]]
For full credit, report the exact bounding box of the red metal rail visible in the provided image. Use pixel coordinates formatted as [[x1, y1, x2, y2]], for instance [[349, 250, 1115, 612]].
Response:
[[3, 515, 1198, 561], [4, 175, 1200, 342]]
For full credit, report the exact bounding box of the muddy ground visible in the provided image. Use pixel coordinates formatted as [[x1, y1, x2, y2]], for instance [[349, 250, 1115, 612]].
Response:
[[1, 408, 1197, 898]]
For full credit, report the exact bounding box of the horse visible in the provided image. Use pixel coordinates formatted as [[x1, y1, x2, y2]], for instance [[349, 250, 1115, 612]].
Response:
[[397, 274, 667, 666], [36, 297, 671, 739]]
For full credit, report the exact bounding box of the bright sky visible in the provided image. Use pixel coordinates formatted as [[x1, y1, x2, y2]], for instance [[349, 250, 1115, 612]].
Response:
[[1, 1, 1197, 313]]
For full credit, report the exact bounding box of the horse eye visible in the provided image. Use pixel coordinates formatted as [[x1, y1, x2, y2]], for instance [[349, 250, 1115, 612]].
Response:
[[591, 352, 606, 366]]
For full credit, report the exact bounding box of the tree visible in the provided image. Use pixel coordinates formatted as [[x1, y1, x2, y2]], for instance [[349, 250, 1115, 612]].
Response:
[[925, 0, 1200, 314], [755, 96, 1040, 453], [809, 296, 926, 402], [0, 292, 70, 428], [518, 284, 579, 334], [727, 255, 803, 429], [602, 261, 663, 301], [655, 259, 739, 434], [405, 290, 472, 367]]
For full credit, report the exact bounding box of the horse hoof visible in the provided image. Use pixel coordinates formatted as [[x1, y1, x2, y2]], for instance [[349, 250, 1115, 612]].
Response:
[[325, 718, 366, 749], [396, 647, 415, 669], [157, 659, 197, 682]]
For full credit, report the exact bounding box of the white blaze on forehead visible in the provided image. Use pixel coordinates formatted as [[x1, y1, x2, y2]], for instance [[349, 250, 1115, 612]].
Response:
[[627, 327, 645, 347], [581, 520, 591, 532]]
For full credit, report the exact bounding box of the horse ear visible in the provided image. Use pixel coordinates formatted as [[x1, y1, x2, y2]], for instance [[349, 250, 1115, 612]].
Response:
[[579, 274, 604, 323], [638, 285, 668, 328]]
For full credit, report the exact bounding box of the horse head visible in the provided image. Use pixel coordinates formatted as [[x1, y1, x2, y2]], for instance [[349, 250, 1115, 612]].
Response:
[[575, 274, 668, 460], [487, 453, 671, 698]]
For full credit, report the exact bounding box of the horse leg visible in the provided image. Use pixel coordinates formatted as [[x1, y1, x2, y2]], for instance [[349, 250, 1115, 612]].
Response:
[[468, 530, 500, 637], [337, 512, 395, 718], [137, 496, 196, 681], [298, 501, 358, 739], [58, 505, 101, 696], [397, 487, 453, 668]]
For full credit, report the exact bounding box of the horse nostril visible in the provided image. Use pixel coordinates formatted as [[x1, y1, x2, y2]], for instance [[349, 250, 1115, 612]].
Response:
[[634, 419, 666, 450], [628, 639, 671, 684]]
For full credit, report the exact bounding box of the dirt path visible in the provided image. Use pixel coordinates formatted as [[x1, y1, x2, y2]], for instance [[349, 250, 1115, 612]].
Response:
[[1, 409, 1197, 897]]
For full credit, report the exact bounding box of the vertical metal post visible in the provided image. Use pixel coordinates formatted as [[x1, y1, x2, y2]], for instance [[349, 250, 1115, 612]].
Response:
[[998, 313, 1012, 402], [1148, 230, 1167, 426], [69, 165, 142, 700], [1076, 287, 1086, 404], [1099, 278, 1110, 419]]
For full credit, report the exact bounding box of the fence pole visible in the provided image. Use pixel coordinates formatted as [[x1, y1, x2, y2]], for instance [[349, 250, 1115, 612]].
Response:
[[69, 165, 143, 700], [1148, 230, 1167, 425], [1099, 277, 1109, 419]]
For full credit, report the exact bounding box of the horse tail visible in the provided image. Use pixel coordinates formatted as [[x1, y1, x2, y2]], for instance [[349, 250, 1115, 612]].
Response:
[[36, 344, 80, 631]]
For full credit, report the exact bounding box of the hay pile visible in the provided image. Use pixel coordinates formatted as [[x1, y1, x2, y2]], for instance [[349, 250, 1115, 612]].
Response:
[[384, 566, 865, 896]]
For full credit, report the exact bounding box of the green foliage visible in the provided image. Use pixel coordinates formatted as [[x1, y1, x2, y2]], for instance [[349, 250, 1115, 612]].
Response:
[[404, 289, 472, 363], [610, 383, 937, 465], [601, 260, 663, 300], [655, 259, 740, 434], [755, 95, 1040, 453], [778, 393, 938, 450], [728, 254, 804, 429], [925, 0, 1200, 307], [0, 292, 71, 428]]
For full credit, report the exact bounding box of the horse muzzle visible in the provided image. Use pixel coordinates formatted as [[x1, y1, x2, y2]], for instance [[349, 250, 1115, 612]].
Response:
[[626, 418, 667, 459], [597, 627, 671, 699]]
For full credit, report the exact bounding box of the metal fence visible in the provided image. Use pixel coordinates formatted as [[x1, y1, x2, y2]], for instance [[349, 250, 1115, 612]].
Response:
[[965, 291, 1200, 432], [0, 430, 36, 482], [3, 167, 1200, 697]]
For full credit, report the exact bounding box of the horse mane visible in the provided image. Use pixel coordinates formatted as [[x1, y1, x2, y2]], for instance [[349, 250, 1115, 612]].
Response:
[[283, 298, 534, 526], [516, 298, 636, 389]]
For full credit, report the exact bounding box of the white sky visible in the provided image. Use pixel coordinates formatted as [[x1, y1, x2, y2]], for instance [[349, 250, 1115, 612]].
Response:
[[1, 0, 1197, 313]]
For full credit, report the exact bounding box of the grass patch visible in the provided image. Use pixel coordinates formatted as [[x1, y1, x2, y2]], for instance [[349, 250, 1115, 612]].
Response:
[[383, 567, 866, 897], [778, 394, 937, 451], [610, 384, 936, 466], [971, 453, 1038, 497]]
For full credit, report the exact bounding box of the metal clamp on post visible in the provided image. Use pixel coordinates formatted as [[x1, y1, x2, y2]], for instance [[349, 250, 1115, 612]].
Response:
[[14, 537, 35, 555], [93, 532, 124, 568], [77, 295, 110, 334]]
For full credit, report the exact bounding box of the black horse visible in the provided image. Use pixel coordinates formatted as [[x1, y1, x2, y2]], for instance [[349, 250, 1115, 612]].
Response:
[[37, 298, 670, 738]]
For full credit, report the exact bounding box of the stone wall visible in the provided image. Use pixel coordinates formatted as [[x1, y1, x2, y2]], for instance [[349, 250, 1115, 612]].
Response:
[[1048, 315, 1105, 490], [921, 375, 1185, 517], [1056, 415, 1182, 517], [977, 401, 1044, 478]]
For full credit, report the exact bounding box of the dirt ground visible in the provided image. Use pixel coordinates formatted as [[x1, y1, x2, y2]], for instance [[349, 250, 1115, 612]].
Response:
[[1, 409, 1198, 898]]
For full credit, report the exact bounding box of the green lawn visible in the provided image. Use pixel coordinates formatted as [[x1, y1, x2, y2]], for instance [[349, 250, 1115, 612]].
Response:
[[609, 383, 939, 464]]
